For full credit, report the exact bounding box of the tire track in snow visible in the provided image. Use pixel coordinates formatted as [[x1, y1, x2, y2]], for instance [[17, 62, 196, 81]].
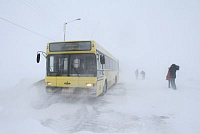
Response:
[[39, 83, 173, 134]]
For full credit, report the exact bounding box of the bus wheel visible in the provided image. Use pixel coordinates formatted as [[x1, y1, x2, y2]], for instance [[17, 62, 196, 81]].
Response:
[[103, 80, 107, 94], [115, 76, 118, 84], [100, 80, 107, 96]]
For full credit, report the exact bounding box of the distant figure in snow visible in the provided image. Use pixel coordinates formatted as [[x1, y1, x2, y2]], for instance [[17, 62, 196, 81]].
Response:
[[135, 69, 139, 80], [169, 64, 180, 90], [140, 71, 145, 80], [166, 67, 171, 88]]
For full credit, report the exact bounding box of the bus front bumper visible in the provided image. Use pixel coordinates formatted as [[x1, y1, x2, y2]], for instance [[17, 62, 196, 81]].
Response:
[[46, 87, 97, 96]]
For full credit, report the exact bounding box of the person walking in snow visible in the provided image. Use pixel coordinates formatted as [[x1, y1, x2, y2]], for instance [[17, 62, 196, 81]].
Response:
[[135, 69, 139, 80], [169, 64, 179, 90], [140, 71, 145, 80], [166, 68, 171, 88]]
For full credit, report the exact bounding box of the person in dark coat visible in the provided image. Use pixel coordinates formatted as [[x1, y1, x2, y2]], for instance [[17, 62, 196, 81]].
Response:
[[166, 68, 171, 88], [140, 71, 145, 80], [135, 69, 139, 80], [169, 64, 179, 89]]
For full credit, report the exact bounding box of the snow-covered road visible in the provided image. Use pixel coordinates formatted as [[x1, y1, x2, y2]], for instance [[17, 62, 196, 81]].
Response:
[[0, 78, 200, 134]]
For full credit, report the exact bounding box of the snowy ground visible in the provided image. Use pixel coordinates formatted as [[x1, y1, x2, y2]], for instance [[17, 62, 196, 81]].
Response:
[[0, 77, 200, 134]]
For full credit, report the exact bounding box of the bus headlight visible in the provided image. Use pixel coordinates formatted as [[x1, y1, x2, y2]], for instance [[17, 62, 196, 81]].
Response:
[[46, 82, 52, 86], [86, 83, 94, 87]]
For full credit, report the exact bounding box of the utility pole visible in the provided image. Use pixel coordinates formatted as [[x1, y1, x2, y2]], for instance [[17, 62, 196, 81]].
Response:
[[64, 18, 81, 41]]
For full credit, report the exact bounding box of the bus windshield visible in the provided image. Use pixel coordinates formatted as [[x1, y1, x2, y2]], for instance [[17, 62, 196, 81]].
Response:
[[47, 54, 97, 77]]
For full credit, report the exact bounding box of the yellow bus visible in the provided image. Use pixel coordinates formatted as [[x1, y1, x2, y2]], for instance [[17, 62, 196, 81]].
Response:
[[37, 40, 119, 96]]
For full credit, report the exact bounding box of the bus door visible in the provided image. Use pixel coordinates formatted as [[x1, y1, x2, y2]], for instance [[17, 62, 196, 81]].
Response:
[[96, 53, 105, 95], [56, 55, 79, 88], [46, 55, 57, 87]]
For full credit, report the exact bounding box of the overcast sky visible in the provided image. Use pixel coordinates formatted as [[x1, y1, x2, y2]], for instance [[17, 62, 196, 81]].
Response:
[[0, 0, 200, 88]]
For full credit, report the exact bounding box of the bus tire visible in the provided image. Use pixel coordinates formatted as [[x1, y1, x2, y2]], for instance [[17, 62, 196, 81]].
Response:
[[115, 76, 118, 84], [103, 80, 107, 94], [100, 80, 107, 96]]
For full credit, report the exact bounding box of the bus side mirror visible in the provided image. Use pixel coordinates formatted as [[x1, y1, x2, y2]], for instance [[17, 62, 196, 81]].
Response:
[[37, 53, 40, 63], [100, 55, 105, 64]]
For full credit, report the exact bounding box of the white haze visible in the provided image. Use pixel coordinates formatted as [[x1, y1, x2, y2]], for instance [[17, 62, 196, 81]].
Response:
[[0, 0, 200, 134]]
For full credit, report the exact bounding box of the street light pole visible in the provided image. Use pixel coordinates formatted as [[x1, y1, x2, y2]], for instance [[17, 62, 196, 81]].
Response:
[[64, 18, 81, 41]]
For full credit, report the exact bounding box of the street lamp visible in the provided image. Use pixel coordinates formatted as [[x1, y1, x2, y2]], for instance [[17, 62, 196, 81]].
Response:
[[64, 18, 81, 41]]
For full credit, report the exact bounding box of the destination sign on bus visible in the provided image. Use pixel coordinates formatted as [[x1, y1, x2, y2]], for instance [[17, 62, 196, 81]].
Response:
[[49, 42, 91, 52]]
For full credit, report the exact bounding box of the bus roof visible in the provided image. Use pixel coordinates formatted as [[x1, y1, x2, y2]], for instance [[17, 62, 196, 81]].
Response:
[[92, 41, 118, 62]]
